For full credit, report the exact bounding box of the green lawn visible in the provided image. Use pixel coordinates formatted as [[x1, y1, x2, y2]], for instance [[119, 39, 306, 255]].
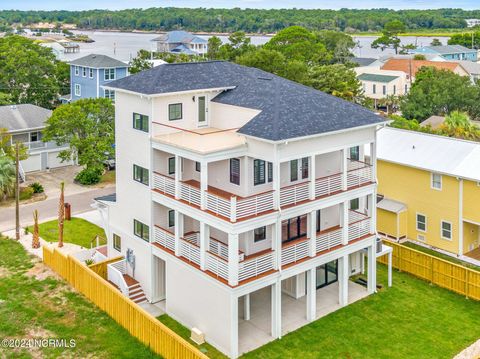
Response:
[[100, 170, 116, 185], [243, 264, 480, 359], [0, 237, 159, 358], [157, 314, 226, 359], [28, 218, 106, 248], [402, 241, 480, 271]]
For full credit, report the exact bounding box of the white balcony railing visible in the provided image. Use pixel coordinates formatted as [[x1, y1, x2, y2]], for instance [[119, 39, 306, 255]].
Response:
[[347, 161, 373, 188], [238, 250, 275, 282], [280, 181, 310, 207], [315, 173, 342, 198], [281, 237, 310, 266], [107, 259, 129, 296], [179, 237, 201, 266], [153, 172, 175, 197], [316, 227, 343, 253], [236, 191, 275, 219], [206, 252, 229, 281], [154, 225, 176, 252], [179, 182, 201, 207], [348, 216, 372, 242]]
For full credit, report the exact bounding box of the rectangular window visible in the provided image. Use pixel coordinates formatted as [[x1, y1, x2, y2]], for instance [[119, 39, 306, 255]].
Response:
[[104, 68, 116, 81], [350, 198, 359, 211], [290, 160, 298, 182], [89, 68, 94, 78], [416, 214, 427, 232], [30, 131, 41, 142], [82, 67, 87, 77], [168, 103, 182, 121], [104, 89, 115, 101], [382, 85, 386, 95], [133, 219, 149, 242], [230, 158, 240, 185], [74, 66, 79, 76], [268, 162, 273, 183], [301, 157, 309, 179], [254, 226, 266, 242], [168, 157, 175, 175], [74, 83, 81, 96], [350, 146, 360, 161], [441, 221, 452, 240], [254, 159, 266, 186], [195, 161, 201, 172], [431, 173, 442, 190], [133, 164, 149, 186], [168, 210, 175, 228], [113, 233, 121, 251], [373, 84, 376, 94], [133, 113, 149, 132]]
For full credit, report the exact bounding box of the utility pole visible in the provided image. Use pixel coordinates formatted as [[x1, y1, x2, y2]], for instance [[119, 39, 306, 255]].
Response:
[[15, 142, 20, 241]]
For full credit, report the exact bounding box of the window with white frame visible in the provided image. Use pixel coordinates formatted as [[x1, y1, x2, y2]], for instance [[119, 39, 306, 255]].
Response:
[[416, 213, 427, 232], [431, 173, 442, 190], [74, 66, 79, 76], [104, 68, 116, 81], [82, 67, 87, 77], [441, 221, 452, 240], [104, 89, 115, 101], [74, 84, 81, 96], [89, 68, 94, 78]]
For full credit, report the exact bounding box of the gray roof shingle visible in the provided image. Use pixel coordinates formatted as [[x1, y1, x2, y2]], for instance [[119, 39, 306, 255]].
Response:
[[70, 54, 128, 69], [0, 104, 52, 132], [106, 61, 385, 141]]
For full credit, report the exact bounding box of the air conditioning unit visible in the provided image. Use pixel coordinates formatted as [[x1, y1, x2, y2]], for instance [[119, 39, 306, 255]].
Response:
[[190, 327, 205, 345]]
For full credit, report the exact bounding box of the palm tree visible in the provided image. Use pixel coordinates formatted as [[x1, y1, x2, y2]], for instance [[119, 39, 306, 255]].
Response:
[[58, 182, 65, 248], [32, 210, 40, 249], [441, 111, 479, 140], [0, 154, 15, 201]]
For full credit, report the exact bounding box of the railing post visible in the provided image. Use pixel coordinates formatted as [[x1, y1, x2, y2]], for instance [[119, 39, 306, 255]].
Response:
[[200, 161, 208, 210], [308, 210, 316, 257], [174, 211, 183, 257], [230, 196, 237, 223], [342, 202, 349, 245], [174, 155, 181, 200], [200, 222, 209, 271], [309, 154, 316, 200], [342, 148, 348, 191], [228, 233, 239, 286]]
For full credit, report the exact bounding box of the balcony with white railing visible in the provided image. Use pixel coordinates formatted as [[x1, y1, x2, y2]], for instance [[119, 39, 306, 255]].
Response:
[[152, 159, 373, 223]]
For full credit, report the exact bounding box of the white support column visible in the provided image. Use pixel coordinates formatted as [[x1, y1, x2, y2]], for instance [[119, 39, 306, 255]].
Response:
[[229, 294, 239, 359], [370, 140, 377, 182], [308, 210, 317, 257], [367, 194, 375, 233], [306, 268, 316, 322], [228, 233, 239, 286], [271, 280, 282, 338], [367, 242, 377, 294], [342, 201, 349, 245], [244, 293, 250, 321], [272, 221, 282, 270], [341, 148, 348, 191], [309, 154, 316, 200], [199, 221, 210, 270], [174, 211, 183, 257], [272, 159, 281, 210], [338, 254, 349, 307], [388, 251, 393, 287], [174, 155, 182, 200], [200, 161, 208, 210]]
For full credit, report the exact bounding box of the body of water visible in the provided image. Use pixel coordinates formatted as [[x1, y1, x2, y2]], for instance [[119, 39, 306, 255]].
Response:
[[66, 30, 450, 62]]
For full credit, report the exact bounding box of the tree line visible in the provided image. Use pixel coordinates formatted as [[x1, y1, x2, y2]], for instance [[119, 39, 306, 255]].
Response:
[[0, 8, 477, 33]]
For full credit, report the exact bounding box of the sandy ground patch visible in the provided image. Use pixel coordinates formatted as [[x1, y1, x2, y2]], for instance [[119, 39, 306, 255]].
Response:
[[454, 339, 480, 359], [25, 260, 61, 281]]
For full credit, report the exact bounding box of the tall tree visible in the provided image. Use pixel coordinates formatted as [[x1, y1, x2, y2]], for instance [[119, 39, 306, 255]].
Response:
[[207, 36, 223, 60], [58, 181, 64, 248], [0, 154, 15, 201], [371, 20, 406, 54], [42, 98, 115, 172], [0, 35, 64, 108], [0, 128, 28, 161]]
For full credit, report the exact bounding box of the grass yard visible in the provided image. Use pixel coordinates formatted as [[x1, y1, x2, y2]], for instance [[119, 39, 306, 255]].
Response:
[[100, 170, 116, 185], [157, 314, 226, 359], [243, 264, 480, 359], [403, 241, 480, 271], [28, 218, 106, 248], [0, 237, 158, 358]]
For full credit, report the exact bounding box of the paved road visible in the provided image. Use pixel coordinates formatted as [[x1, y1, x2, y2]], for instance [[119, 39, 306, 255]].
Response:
[[0, 186, 115, 233]]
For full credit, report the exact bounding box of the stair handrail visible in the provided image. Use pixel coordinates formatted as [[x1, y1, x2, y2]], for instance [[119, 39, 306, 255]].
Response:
[[107, 259, 129, 296]]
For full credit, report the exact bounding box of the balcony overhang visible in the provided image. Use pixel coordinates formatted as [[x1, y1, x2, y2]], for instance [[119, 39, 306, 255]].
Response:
[[152, 127, 247, 156]]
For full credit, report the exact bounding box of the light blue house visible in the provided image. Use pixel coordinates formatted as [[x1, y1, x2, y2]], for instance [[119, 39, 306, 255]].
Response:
[[151, 31, 208, 56], [67, 54, 129, 102], [413, 45, 478, 62]]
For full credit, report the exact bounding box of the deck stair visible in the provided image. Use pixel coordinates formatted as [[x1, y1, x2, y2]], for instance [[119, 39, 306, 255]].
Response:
[[107, 259, 147, 304], [124, 274, 147, 304]]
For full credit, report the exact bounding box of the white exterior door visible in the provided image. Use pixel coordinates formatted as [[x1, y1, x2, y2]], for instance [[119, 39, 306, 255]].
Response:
[[197, 95, 208, 127]]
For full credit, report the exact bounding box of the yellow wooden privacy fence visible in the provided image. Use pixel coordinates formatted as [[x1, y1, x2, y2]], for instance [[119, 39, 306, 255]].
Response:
[[378, 241, 480, 300], [88, 256, 124, 279], [43, 246, 208, 359]]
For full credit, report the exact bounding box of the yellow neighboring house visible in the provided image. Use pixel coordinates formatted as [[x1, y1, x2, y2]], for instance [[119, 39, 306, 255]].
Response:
[[376, 127, 480, 258]]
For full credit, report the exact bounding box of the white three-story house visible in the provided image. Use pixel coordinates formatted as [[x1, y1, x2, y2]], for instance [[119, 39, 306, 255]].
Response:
[[99, 61, 386, 358]]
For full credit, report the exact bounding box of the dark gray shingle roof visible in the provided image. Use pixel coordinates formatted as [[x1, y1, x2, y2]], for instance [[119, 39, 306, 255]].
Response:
[[70, 54, 128, 69], [95, 193, 116, 202], [107, 61, 384, 141], [0, 104, 52, 132]]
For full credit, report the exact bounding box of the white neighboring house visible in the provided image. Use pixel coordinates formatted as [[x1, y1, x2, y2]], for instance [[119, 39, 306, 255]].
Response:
[[151, 31, 208, 56], [97, 61, 386, 358], [355, 67, 409, 102], [0, 104, 73, 174]]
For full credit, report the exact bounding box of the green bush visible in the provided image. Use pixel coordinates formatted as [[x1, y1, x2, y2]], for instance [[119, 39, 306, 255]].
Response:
[[19, 186, 34, 200], [75, 167, 103, 185], [85, 258, 94, 266], [29, 182, 44, 194]]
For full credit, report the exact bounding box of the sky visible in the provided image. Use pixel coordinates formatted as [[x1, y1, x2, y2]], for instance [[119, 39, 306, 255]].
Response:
[[0, 0, 479, 11]]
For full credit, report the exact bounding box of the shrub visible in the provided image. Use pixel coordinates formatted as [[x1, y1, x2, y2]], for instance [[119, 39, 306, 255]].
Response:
[[19, 186, 34, 201], [29, 182, 44, 194], [85, 258, 94, 266], [75, 167, 103, 185]]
